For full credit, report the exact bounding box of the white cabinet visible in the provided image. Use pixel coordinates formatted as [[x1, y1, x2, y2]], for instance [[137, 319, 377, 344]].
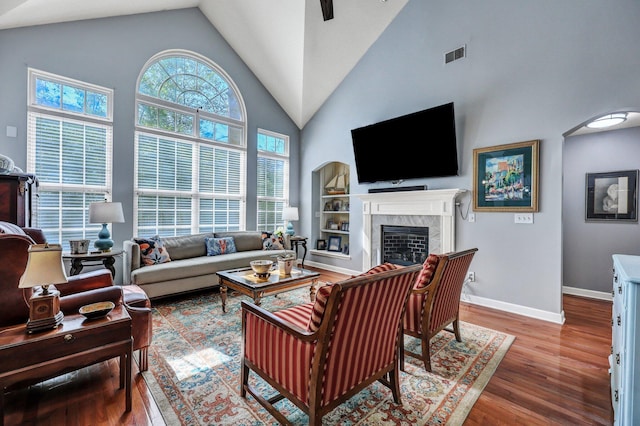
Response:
[[611, 254, 640, 425]]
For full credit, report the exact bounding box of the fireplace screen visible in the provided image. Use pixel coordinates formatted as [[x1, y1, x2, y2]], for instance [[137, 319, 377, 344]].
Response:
[[381, 225, 428, 266]]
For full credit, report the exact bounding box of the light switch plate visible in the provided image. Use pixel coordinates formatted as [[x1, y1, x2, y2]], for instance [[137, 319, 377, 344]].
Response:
[[514, 213, 534, 224]]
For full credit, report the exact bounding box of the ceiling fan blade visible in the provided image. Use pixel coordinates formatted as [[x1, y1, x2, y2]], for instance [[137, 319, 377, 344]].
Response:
[[320, 0, 334, 21]]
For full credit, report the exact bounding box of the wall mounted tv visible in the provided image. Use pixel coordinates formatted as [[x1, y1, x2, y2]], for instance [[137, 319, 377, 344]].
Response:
[[351, 102, 458, 184]]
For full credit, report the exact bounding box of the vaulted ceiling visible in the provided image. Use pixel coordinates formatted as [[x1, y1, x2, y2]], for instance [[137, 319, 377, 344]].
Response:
[[0, 0, 408, 128]]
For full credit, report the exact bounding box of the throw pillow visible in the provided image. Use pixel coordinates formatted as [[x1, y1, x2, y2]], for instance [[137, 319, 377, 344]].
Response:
[[205, 237, 237, 256], [308, 284, 334, 332], [134, 236, 171, 266], [262, 235, 284, 250], [414, 254, 440, 289]]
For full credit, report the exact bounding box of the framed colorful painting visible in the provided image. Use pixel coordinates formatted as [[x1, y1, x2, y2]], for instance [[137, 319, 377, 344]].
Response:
[[585, 170, 638, 222], [473, 140, 540, 212]]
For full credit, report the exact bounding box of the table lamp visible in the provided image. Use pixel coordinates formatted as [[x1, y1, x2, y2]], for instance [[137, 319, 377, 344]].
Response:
[[18, 243, 68, 333], [89, 200, 125, 252], [282, 206, 299, 236]]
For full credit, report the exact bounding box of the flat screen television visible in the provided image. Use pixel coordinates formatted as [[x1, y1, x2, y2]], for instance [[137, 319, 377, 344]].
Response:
[[351, 102, 458, 184]]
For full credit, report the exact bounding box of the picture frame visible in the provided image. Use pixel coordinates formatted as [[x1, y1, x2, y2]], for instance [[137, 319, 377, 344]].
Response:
[[316, 239, 327, 250], [332, 199, 343, 211], [585, 170, 638, 222], [340, 221, 349, 231], [327, 236, 342, 252], [324, 201, 333, 212], [473, 139, 540, 212]]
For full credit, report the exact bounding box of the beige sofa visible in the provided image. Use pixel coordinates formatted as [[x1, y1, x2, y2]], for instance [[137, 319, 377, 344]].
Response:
[[123, 231, 291, 299]]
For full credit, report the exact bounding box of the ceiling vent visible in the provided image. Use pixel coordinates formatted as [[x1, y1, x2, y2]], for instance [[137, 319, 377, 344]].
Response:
[[444, 45, 466, 64]]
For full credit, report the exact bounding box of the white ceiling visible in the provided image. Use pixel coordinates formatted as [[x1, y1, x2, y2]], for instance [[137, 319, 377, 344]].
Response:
[[0, 0, 408, 129]]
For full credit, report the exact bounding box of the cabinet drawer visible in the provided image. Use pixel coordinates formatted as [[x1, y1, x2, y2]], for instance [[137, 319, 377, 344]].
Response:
[[0, 316, 130, 373]]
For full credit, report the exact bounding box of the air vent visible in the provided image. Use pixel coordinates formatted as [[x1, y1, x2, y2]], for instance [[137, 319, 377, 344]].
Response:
[[444, 45, 466, 64]]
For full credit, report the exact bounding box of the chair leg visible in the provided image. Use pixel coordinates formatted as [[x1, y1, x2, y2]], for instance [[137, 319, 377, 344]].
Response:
[[138, 347, 149, 372], [453, 318, 462, 342], [389, 368, 402, 404], [240, 360, 249, 398], [422, 336, 432, 372], [399, 335, 406, 372]]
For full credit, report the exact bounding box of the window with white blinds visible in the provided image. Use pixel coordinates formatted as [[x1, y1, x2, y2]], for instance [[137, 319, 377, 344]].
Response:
[[134, 50, 247, 236], [257, 129, 290, 233], [27, 68, 114, 244]]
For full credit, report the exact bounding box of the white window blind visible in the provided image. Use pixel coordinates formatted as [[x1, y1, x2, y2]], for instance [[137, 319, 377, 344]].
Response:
[[257, 129, 290, 233], [134, 50, 247, 236], [27, 69, 113, 244]]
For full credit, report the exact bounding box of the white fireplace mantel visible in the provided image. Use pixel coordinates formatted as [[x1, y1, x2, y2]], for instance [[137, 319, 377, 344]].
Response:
[[356, 189, 466, 270]]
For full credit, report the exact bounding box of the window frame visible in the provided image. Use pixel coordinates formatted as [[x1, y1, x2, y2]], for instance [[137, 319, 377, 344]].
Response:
[[257, 128, 290, 233], [133, 49, 248, 237], [26, 68, 114, 244]]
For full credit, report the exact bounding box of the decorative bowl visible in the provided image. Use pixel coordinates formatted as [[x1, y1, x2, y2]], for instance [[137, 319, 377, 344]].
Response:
[[250, 260, 274, 277], [79, 301, 115, 319]]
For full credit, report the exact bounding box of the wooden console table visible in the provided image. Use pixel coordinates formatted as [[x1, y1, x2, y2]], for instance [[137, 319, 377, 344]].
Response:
[[0, 306, 132, 425]]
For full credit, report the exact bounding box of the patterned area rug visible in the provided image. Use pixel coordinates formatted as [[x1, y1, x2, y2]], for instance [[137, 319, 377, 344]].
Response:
[[142, 287, 514, 425]]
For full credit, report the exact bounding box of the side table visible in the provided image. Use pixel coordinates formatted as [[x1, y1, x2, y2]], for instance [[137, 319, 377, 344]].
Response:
[[0, 305, 132, 425], [290, 236, 308, 268], [63, 249, 123, 278]]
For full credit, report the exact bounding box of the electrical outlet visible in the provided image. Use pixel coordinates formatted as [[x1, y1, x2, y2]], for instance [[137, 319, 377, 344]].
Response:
[[467, 271, 475, 282], [468, 213, 476, 222]]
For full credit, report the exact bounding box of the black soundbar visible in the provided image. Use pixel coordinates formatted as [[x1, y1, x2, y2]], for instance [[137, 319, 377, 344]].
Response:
[[368, 185, 428, 194]]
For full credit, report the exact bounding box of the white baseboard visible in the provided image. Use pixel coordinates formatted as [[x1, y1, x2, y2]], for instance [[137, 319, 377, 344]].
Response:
[[308, 264, 611, 324], [461, 292, 566, 324], [562, 286, 612, 301]]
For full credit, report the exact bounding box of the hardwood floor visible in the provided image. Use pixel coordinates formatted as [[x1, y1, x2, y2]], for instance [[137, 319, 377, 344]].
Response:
[[3, 268, 613, 425]]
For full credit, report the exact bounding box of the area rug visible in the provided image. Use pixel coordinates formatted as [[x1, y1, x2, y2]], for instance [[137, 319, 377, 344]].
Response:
[[142, 288, 514, 425]]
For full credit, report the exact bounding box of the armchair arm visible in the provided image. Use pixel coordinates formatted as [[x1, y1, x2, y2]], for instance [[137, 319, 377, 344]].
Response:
[[241, 300, 314, 341], [123, 240, 141, 284], [56, 269, 114, 296], [59, 286, 123, 314], [124, 304, 152, 351]]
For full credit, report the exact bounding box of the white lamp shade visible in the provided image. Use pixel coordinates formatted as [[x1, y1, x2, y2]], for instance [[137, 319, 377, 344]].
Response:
[[89, 201, 125, 224], [19, 244, 68, 289], [282, 207, 299, 221]]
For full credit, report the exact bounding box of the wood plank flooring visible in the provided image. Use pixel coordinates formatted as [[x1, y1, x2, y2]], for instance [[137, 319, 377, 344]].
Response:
[[3, 268, 613, 425]]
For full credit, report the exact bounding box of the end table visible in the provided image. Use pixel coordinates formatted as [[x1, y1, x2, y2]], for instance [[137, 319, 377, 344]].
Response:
[[63, 249, 123, 278], [289, 236, 308, 268]]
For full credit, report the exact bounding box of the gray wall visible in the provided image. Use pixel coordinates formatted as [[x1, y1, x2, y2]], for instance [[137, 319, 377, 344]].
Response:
[[563, 127, 640, 292], [300, 0, 640, 319], [0, 8, 301, 260]]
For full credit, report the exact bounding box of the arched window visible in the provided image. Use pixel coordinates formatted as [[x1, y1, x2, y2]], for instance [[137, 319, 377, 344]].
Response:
[[134, 50, 247, 236]]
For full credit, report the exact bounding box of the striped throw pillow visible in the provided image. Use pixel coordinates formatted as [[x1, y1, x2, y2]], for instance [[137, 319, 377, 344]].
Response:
[[414, 254, 440, 289], [308, 284, 333, 332]]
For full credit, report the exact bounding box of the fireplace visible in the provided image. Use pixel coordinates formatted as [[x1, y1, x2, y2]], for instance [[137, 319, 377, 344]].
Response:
[[381, 225, 428, 266], [357, 188, 465, 270]]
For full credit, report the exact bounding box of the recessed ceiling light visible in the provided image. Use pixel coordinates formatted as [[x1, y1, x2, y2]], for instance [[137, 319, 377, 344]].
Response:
[[586, 113, 628, 129]]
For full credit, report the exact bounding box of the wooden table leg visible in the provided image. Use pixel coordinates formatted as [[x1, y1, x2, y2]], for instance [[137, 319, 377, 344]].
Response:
[[103, 256, 116, 278], [126, 338, 132, 412], [70, 258, 83, 276], [220, 285, 228, 313]]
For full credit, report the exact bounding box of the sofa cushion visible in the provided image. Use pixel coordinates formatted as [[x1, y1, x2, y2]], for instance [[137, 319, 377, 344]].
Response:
[[134, 236, 172, 266], [415, 254, 440, 289], [215, 231, 263, 252], [162, 233, 213, 260], [205, 236, 237, 256]]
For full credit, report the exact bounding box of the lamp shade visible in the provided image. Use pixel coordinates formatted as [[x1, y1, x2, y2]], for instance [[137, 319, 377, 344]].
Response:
[[282, 207, 299, 221], [19, 244, 68, 289], [89, 201, 125, 224]]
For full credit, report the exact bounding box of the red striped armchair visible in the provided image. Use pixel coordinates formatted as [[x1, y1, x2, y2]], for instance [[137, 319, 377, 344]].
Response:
[[402, 248, 478, 372], [240, 263, 422, 425]]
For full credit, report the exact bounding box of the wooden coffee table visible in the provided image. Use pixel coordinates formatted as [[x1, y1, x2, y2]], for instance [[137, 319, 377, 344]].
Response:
[[216, 267, 320, 312]]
